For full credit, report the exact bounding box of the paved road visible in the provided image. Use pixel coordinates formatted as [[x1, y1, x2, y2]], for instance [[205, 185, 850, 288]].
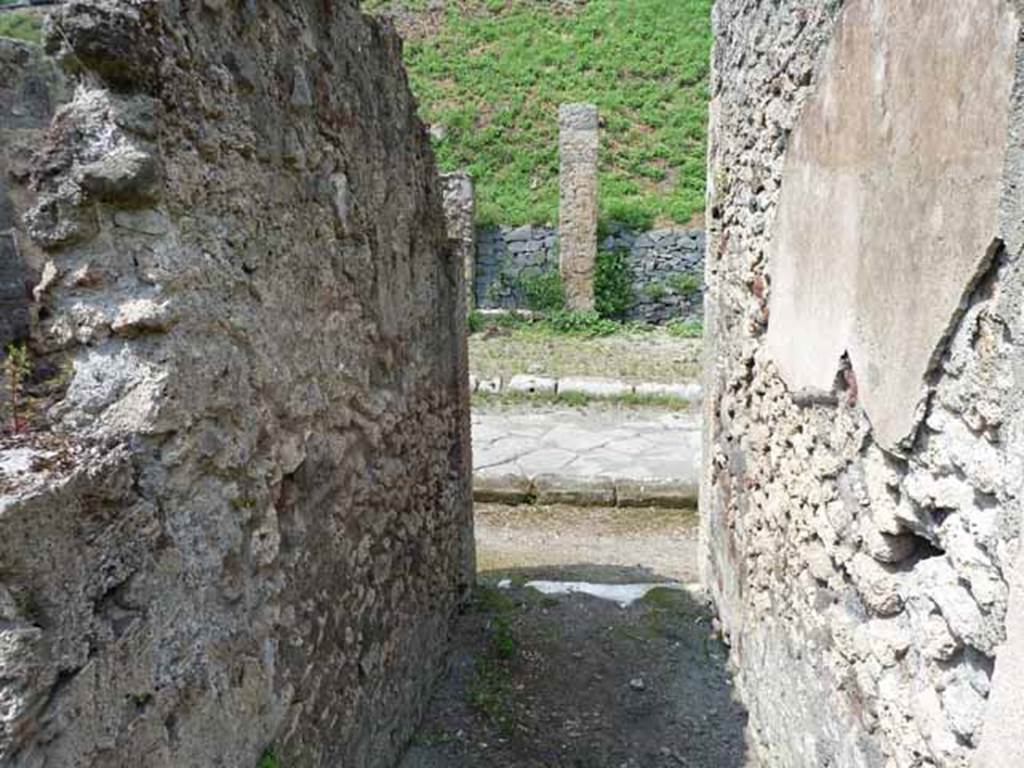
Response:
[[472, 405, 701, 506]]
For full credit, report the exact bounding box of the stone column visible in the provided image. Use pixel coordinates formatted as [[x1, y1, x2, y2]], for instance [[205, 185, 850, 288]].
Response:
[[558, 103, 598, 312], [440, 171, 476, 310]]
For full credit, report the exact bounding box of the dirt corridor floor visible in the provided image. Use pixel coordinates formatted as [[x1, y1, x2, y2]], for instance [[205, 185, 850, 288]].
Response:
[[400, 504, 756, 768], [474, 503, 701, 582]]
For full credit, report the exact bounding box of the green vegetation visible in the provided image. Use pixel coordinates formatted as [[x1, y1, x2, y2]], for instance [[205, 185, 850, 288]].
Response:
[[0, 11, 43, 44], [466, 585, 520, 734], [667, 271, 702, 295], [516, 250, 634, 319], [468, 307, 704, 340], [594, 249, 634, 320], [4, 342, 31, 433], [642, 281, 667, 300], [666, 317, 703, 338], [473, 388, 696, 412], [519, 269, 565, 313], [544, 309, 620, 336], [365, 0, 712, 228], [257, 748, 280, 768]]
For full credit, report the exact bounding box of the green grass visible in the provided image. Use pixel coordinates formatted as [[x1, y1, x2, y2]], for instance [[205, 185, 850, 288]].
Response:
[[666, 317, 703, 338], [472, 389, 696, 411], [257, 748, 280, 768], [365, 0, 712, 228], [0, 11, 43, 44]]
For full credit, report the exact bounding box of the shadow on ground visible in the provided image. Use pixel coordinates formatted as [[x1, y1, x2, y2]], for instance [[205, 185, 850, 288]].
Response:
[[400, 566, 753, 768]]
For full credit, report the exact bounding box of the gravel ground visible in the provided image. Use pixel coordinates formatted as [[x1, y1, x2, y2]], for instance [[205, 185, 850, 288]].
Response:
[[400, 502, 755, 767], [400, 579, 755, 768], [475, 503, 700, 582], [469, 328, 702, 384]]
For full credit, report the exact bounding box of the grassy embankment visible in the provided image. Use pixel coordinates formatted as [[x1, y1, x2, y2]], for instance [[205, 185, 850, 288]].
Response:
[[364, 0, 713, 230]]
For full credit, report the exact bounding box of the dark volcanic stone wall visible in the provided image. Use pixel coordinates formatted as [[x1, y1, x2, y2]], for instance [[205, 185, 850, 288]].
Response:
[[475, 224, 705, 324], [0, 37, 68, 348], [0, 1, 472, 766]]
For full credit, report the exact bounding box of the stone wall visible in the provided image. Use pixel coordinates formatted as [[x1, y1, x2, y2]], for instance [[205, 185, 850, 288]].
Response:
[[703, 1, 1024, 767], [476, 224, 705, 323], [440, 171, 475, 310], [0, 38, 68, 348], [0, 2, 472, 767]]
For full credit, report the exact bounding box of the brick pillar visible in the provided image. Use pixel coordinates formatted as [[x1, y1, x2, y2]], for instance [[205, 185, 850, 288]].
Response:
[[440, 171, 476, 310], [558, 103, 599, 312]]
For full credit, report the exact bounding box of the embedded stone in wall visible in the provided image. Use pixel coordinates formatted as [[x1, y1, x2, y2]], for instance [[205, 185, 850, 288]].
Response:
[[441, 170, 476, 310], [0, 1, 472, 766], [558, 103, 598, 311]]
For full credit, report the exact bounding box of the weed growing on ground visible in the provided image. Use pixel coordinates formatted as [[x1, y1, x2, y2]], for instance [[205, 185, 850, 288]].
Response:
[[519, 269, 565, 313], [666, 318, 704, 338], [466, 585, 520, 733], [545, 310, 620, 337], [554, 390, 590, 408], [367, 0, 713, 227], [468, 309, 486, 334], [594, 248, 634, 320], [492, 615, 517, 659], [472, 390, 695, 412]]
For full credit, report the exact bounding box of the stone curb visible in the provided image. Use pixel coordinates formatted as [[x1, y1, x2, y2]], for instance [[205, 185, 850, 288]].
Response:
[[473, 471, 698, 509], [470, 373, 702, 404]]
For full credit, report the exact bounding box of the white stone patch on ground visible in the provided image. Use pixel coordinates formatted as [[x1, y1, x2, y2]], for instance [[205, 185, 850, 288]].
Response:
[[521, 580, 696, 607]]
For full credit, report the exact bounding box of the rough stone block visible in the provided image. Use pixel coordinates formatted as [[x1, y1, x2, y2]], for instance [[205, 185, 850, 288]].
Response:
[[507, 374, 557, 395], [634, 382, 702, 403], [558, 376, 632, 398], [533, 474, 616, 506], [558, 103, 598, 311]]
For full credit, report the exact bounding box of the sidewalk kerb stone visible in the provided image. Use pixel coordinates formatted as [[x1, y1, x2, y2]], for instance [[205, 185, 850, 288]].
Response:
[[507, 374, 558, 395], [615, 478, 698, 508], [633, 381, 703, 402], [474, 472, 535, 504], [558, 376, 633, 398], [533, 474, 616, 506]]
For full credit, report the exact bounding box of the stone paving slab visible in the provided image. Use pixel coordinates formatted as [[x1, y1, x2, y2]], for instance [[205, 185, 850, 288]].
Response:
[[470, 373, 703, 403], [473, 405, 700, 507]]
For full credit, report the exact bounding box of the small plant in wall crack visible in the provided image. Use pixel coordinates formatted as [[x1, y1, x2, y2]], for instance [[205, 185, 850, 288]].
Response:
[[257, 747, 281, 768], [4, 342, 31, 433], [667, 271, 702, 296]]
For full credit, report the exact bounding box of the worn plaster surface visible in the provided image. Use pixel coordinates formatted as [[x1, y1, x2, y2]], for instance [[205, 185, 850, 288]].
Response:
[[704, 0, 1024, 765], [765, 0, 1019, 450]]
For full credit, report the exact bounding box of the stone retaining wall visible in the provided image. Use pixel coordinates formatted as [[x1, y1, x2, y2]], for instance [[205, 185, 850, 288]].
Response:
[[475, 224, 704, 323]]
